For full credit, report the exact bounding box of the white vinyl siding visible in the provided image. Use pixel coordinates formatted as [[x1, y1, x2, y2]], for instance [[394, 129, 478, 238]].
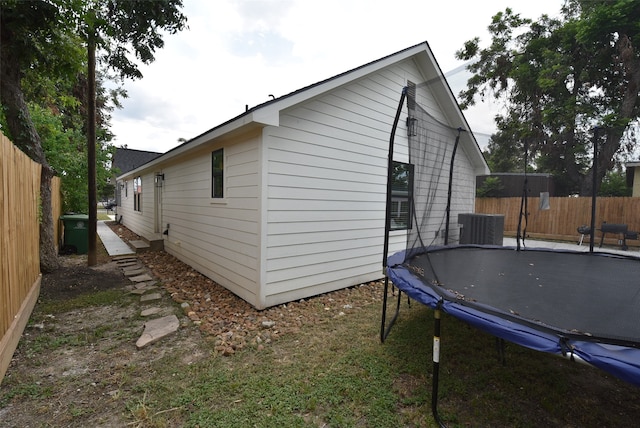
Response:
[[259, 60, 477, 306], [118, 174, 157, 239], [121, 136, 262, 306], [116, 45, 485, 309], [162, 139, 261, 304], [261, 63, 419, 306]]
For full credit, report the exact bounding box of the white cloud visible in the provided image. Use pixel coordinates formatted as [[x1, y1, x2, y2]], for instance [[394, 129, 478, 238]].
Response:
[[110, 0, 563, 153]]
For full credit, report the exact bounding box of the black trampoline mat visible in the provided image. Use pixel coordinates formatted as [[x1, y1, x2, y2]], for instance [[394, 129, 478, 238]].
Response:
[[407, 247, 640, 343]]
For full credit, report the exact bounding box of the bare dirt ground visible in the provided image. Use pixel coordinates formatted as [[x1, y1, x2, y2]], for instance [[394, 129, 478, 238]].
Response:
[[0, 257, 199, 427]]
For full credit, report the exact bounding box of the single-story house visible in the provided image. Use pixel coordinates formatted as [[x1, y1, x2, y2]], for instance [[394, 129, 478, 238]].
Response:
[[116, 41, 489, 309]]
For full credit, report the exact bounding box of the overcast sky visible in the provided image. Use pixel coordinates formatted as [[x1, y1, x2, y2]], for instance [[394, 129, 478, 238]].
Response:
[[110, 0, 563, 153]]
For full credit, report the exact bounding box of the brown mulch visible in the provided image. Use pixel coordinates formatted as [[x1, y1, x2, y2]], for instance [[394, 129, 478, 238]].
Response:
[[105, 221, 385, 355]]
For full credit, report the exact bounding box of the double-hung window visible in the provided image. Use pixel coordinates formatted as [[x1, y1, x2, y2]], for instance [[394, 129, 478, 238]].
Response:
[[133, 176, 142, 212], [211, 148, 224, 198], [390, 161, 413, 230]]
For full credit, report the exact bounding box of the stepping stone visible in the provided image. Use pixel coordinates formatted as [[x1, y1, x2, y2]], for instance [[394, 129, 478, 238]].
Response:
[[134, 281, 156, 290], [136, 315, 179, 349], [141, 307, 162, 317], [131, 284, 158, 296], [130, 274, 153, 283], [117, 262, 139, 269], [124, 268, 147, 277], [140, 292, 162, 302], [115, 257, 137, 264], [130, 286, 157, 295], [122, 264, 144, 272], [139, 280, 157, 287]]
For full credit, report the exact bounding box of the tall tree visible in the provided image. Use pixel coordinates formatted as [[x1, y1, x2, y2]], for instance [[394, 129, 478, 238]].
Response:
[[15, 31, 116, 215], [457, 0, 640, 196], [1, 1, 72, 271], [0, 0, 186, 271]]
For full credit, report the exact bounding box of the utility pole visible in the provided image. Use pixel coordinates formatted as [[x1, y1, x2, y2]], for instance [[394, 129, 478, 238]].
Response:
[[87, 17, 97, 266]]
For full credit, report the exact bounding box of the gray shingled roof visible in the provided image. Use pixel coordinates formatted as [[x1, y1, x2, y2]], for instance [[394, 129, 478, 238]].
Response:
[[112, 148, 162, 175]]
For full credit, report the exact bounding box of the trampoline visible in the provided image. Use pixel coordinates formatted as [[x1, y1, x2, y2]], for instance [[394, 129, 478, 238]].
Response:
[[387, 245, 640, 384], [380, 81, 640, 427]]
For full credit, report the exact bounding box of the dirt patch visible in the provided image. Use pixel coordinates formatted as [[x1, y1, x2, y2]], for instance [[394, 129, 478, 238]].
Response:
[[39, 260, 128, 300], [0, 249, 205, 427]]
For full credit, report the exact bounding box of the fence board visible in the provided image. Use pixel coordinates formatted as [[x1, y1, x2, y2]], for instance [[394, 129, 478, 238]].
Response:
[[476, 197, 640, 245], [0, 131, 49, 384]]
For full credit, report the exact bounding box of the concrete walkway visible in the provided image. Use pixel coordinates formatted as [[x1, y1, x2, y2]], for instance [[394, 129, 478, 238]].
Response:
[[95, 222, 180, 347], [97, 221, 135, 256]]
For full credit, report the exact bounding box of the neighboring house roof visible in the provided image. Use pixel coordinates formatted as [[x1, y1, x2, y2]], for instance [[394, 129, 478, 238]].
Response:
[[113, 147, 162, 176], [118, 41, 489, 179]]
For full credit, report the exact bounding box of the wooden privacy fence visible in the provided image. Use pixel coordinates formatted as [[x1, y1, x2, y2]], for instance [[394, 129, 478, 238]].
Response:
[[476, 197, 640, 246], [0, 131, 61, 384]]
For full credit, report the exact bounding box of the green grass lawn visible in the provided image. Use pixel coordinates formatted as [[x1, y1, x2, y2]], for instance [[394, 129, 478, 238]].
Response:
[[4, 282, 640, 427], [120, 299, 640, 427]]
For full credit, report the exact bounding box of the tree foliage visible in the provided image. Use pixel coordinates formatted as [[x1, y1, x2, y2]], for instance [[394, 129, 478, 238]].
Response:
[[457, 0, 640, 196], [598, 170, 632, 196], [476, 176, 505, 198], [0, 0, 186, 270]]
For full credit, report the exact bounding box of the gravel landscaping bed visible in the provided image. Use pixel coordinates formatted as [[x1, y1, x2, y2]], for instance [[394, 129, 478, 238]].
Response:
[[107, 222, 386, 354]]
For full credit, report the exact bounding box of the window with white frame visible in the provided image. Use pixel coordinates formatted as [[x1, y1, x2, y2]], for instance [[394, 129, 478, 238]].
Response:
[[390, 161, 413, 230], [133, 176, 142, 212]]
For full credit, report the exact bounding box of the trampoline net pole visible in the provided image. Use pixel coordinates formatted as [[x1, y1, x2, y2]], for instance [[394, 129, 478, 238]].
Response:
[[380, 276, 402, 343], [432, 307, 446, 428], [381, 88, 407, 343], [444, 129, 462, 245], [383, 87, 407, 268], [589, 127, 599, 253]]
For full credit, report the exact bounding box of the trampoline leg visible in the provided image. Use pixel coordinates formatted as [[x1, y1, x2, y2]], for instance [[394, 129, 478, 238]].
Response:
[[380, 276, 402, 343], [432, 307, 446, 428]]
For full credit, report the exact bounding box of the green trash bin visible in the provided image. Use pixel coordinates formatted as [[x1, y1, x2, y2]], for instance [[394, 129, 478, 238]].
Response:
[[60, 214, 89, 254]]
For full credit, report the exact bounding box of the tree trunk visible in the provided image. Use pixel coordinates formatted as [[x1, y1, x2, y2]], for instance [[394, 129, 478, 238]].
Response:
[[39, 167, 60, 272], [578, 34, 640, 196], [0, 46, 60, 272]]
